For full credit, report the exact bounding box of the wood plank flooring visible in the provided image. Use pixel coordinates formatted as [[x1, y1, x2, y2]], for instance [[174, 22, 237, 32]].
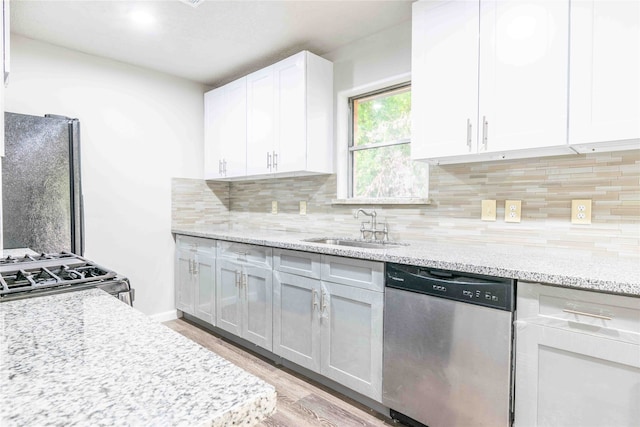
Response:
[[164, 318, 395, 427]]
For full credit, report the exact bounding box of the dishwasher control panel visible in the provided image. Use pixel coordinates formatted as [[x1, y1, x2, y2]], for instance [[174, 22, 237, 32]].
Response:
[[386, 263, 515, 311]]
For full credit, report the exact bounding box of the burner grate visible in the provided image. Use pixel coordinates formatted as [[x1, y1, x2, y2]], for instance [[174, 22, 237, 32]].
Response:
[[0, 253, 118, 297]]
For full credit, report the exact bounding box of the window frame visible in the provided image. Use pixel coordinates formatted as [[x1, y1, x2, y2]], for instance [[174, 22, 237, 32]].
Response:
[[333, 72, 429, 204], [347, 83, 412, 198]]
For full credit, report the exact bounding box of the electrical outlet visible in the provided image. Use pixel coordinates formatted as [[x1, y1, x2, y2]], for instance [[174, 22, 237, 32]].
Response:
[[571, 199, 592, 224], [271, 201, 278, 215], [299, 201, 307, 215], [504, 200, 522, 223], [481, 200, 497, 221]]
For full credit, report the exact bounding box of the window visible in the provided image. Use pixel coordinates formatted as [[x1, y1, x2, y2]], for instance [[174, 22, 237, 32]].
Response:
[[348, 83, 428, 199]]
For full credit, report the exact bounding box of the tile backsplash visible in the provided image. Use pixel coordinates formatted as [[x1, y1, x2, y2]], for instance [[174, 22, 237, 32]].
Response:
[[172, 150, 640, 259]]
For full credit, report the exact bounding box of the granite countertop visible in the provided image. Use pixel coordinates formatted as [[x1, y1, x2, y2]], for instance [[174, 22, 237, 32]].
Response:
[[173, 226, 640, 297], [1, 247, 39, 257], [0, 289, 276, 426]]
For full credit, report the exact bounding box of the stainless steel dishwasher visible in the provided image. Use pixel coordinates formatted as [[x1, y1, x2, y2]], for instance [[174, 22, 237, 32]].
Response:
[[382, 263, 515, 427]]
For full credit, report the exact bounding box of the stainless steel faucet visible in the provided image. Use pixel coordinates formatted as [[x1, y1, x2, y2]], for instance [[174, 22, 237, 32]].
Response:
[[354, 209, 388, 241]]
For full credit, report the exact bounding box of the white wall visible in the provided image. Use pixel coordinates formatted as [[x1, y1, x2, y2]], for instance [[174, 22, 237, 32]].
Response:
[[5, 35, 205, 316], [323, 20, 411, 94]]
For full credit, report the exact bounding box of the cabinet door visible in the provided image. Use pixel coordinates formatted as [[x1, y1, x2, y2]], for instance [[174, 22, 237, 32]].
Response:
[[241, 265, 273, 351], [220, 77, 247, 177], [514, 322, 640, 427], [273, 52, 306, 173], [479, 0, 569, 153], [411, 0, 479, 160], [203, 88, 225, 179], [193, 244, 216, 325], [569, 0, 640, 150], [175, 248, 195, 315], [246, 67, 275, 176], [215, 259, 242, 336], [320, 282, 384, 402], [273, 271, 321, 373]]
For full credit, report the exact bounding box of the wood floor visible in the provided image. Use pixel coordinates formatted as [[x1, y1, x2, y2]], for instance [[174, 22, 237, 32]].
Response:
[[164, 318, 395, 427]]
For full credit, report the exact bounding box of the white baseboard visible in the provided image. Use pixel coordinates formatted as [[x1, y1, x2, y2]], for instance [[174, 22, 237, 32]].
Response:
[[149, 309, 180, 323]]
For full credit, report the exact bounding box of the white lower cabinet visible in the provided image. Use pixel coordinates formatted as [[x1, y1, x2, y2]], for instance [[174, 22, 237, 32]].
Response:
[[273, 250, 384, 402], [514, 282, 640, 427], [320, 281, 383, 401], [273, 271, 321, 372], [216, 245, 273, 351], [216, 259, 242, 336], [177, 242, 384, 402], [175, 244, 195, 314], [193, 244, 216, 324], [175, 236, 216, 324]]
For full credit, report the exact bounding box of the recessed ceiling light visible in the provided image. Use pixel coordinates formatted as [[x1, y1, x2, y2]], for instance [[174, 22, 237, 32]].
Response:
[[130, 9, 156, 28]]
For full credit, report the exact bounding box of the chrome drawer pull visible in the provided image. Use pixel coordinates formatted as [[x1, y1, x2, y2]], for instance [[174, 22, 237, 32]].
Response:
[[563, 309, 612, 321]]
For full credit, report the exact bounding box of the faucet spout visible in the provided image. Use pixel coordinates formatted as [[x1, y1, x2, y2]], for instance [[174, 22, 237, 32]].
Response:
[[354, 209, 377, 236], [355, 208, 377, 220]]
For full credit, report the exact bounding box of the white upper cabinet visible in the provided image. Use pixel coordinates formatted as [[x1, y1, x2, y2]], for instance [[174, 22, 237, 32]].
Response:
[[411, 0, 479, 160], [478, 0, 569, 154], [246, 67, 275, 176], [206, 51, 333, 181], [273, 54, 308, 174], [569, 0, 640, 153], [204, 77, 247, 179], [412, 0, 572, 164]]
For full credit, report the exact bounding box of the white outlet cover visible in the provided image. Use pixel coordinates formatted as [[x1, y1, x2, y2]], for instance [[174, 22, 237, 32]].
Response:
[[504, 200, 522, 223], [571, 199, 592, 224]]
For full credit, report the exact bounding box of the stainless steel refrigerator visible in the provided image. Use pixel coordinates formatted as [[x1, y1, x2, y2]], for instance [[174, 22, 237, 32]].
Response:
[[2, 112, 84, 254]]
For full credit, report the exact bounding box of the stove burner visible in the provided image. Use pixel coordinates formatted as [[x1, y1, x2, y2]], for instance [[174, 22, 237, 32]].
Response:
[[0, 253, 118, 297]]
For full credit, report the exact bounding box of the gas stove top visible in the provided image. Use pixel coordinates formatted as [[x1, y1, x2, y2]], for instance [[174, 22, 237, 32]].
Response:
[[0, 252, 134, 305]]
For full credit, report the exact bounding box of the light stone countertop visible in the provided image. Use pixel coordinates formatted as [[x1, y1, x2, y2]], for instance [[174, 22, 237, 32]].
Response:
[[1, 247, 39, 257], [0, 289, 276, 426], [173, 226, 640, 297]]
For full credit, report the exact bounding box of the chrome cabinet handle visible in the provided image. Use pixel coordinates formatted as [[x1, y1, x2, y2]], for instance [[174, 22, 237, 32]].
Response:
[[188, 259, 193, 275], [466, 118, 472, 151], [218, 159, 222, 175], [273, 151, 278, 171], [563, 309, 612, 321], [223, 159, 227, 175], [482, 116, 488, 151], [312, 288, 319, 311], [242, 273, 248, 298], [321, 290, 328, 316], [266, 152, 272, 170], [234, 270, 240, 287]]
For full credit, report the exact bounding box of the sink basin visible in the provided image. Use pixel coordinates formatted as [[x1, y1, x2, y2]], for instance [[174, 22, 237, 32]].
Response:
[[303, 237, 407, 249]]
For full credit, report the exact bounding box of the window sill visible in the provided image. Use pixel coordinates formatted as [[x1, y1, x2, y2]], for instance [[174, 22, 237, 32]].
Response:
[[331, 198, 431, 206]]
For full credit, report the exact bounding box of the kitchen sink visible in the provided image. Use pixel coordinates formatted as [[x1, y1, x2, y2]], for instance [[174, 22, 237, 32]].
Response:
[[302, 237, 407, 249]]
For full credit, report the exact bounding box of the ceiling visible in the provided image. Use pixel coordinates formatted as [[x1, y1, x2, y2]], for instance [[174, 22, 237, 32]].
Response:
[[11, 0, 414, 86]]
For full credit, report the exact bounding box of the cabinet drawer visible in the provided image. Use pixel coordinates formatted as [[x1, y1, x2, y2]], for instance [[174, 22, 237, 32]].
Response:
[[217, 241, 272, 267], [273, 249, 321, 279], [320, 255, 384, 292], [176, 235, 215, 254], [517, 281, 640, 344]]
